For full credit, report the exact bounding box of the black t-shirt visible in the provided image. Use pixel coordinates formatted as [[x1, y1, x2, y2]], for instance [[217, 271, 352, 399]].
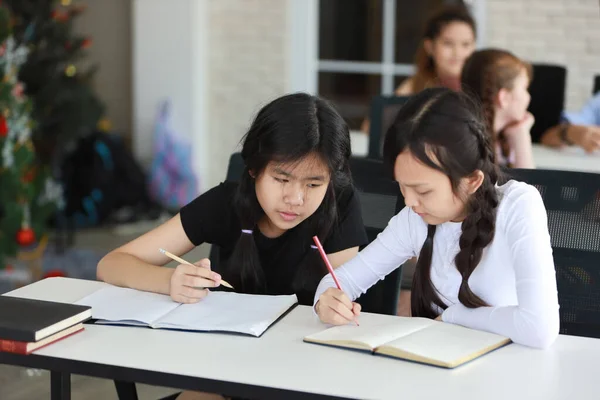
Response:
[[179, 181, 368, 305]]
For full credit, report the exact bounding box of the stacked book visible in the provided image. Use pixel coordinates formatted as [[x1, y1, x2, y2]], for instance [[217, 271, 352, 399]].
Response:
[[0, 296, 91, 355]]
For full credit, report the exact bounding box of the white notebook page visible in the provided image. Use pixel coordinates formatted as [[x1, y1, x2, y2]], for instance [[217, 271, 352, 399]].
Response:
[[156, 291, 298, 336], [77, 286, 179, 325], [76, 285, 297, 336], [306, 317, 434, 349], [383, 322, 508, 365]]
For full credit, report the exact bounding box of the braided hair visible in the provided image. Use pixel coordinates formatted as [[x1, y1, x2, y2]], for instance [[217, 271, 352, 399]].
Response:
[[383, 88, 502, 318]]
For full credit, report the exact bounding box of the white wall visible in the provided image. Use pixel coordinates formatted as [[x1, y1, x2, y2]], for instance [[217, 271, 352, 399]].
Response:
[[132, 0, 289, 193], [485, 0, 600, 111], [74, 0, 133, 141], [132, 0, 208, 191], [206, 0, 288, 189]]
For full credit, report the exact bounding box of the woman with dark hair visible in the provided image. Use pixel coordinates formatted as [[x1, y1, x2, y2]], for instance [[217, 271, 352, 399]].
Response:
[[361, 5, 476, 134], [98, 92, 367, 306], [315, 88, 559, 349], [396, 4, 476, 96]]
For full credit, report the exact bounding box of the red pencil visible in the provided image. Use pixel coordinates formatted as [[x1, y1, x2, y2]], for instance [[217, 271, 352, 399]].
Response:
[[312, 236, 359, 326]]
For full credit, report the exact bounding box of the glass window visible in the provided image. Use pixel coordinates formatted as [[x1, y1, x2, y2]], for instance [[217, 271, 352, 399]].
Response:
[[319, 72, 382, 130], [319, 0, 383, 62]]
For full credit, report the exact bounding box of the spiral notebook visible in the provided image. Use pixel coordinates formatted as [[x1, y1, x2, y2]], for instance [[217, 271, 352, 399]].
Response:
[[76, 285, 297, 337]]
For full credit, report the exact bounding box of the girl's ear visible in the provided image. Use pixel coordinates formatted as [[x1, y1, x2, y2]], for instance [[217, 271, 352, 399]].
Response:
[[496, 87, 511, 110], [463, 170, 484, 195]]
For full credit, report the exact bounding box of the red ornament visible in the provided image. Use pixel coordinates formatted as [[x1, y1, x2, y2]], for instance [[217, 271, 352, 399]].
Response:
[[16, 228, 35, 246], [81, 38, 92, 49], [0, 115, 7, 137], [44, 270, 67, 278], [65, 41, 71, 50]]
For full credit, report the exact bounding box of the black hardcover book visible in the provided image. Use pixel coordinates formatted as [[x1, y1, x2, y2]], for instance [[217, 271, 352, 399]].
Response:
[[0, 296, 92, 342]]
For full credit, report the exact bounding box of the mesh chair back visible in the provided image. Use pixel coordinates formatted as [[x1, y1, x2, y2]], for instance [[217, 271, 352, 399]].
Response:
[[507, 168, 600, 338]]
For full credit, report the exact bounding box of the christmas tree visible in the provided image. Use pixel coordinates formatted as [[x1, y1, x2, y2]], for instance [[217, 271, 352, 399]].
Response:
[[3, 0, 104, 163], [0, 5, 61, 269]]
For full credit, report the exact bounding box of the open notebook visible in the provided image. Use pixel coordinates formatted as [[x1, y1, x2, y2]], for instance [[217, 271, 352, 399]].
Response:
[[304, 317, 511, 368], [76, 285, 297, 337]]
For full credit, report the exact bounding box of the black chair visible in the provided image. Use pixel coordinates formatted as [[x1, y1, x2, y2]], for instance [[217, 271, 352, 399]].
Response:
[[507, 168, 600, 338], [594, 75, 600, 95], [527, 64, 567, 143], [367, 95, 409, 159], [207, 152, 245, 269], [349, 156, 405, 315]]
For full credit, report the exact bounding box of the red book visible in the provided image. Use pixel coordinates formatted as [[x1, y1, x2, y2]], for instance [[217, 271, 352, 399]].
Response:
[[0, 324, 84, 355]]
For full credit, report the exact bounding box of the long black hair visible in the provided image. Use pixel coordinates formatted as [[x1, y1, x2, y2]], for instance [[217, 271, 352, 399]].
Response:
[[383, 88, 501, 318], [224, 93, 353, 298]]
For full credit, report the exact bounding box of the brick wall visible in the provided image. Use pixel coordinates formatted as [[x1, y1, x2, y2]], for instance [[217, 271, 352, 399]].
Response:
[[207, 0, 288, 189], [485, 0, 600, 111]]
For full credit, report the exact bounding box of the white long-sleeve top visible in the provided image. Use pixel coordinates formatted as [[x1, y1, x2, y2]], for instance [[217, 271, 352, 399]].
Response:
[[314, 180, 560, 349]]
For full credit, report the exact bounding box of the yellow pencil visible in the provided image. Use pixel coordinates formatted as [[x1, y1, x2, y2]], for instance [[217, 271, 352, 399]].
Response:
[[159, 248, 234, 290]]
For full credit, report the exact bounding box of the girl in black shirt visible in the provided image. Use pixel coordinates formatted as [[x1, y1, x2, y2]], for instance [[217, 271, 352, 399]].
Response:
[[97, 93, 368, 308]]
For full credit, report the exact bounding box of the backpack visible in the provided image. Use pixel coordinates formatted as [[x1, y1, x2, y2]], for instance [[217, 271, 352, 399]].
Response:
[[60, 130, 158, 228]]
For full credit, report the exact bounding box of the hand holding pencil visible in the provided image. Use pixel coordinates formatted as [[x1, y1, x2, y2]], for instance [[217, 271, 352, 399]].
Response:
[[312, 237, 361, 326], [159, 248, 234, 304], [316, 287, 362, 326]]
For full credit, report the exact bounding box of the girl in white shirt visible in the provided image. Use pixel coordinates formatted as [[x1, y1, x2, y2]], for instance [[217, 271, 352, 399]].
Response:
[[314, 88, 560, 349]]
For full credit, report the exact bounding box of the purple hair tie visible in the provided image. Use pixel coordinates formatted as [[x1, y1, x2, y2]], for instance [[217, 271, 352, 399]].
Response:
[[311, 245, 318, 249], [241, 229, 253, 235]]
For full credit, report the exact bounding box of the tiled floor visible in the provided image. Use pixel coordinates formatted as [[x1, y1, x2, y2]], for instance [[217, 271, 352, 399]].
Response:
[[1, 221, 211, 400]]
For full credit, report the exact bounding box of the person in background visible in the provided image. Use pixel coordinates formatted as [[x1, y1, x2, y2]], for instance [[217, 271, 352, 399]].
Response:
[[540, 92, 600, 153], [361, 4, 477, 134], [395, 4, 477, 96], [461, 48, 535, 169]]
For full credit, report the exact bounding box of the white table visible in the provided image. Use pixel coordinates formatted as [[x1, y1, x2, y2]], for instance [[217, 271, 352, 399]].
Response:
[[350, 131, 600, 173], [3, 277, 600, 400]]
